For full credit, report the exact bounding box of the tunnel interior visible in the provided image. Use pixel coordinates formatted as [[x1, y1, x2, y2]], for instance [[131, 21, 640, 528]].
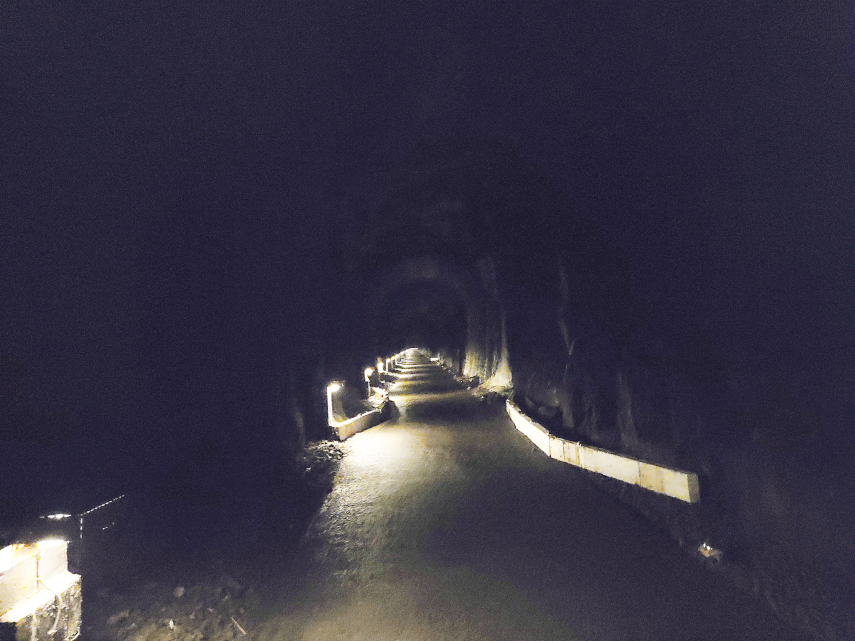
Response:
[[330, 136, 855, 641], [377, 280, 467, 360]]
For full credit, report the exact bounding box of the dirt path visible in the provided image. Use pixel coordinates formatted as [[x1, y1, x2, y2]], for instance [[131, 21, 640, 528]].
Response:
[[253, 352, 809, 641]]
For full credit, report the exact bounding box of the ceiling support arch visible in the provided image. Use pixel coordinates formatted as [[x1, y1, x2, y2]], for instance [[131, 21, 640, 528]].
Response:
[[367, 255, 511, 389]]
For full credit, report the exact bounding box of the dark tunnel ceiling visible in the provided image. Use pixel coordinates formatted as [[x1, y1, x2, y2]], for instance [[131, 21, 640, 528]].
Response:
[[349, 137, 644, 341], [350, 138, 571, 270], [378, 280, 467, 354], [348, 138, 631, 293]]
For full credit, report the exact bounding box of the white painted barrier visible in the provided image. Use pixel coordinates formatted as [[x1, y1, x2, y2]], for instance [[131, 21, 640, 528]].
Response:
[[331, 402, 389, 440], [507, 401, 551, 455], [0, 540, 81, 641], [507, 399, 700, 503]]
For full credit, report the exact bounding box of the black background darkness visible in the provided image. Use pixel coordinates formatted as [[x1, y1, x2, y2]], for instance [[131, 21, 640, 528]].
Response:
[[1, 2, 853, 507]]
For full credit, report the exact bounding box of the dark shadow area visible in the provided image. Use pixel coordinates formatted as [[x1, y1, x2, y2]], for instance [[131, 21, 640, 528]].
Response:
[[374, 279, 468, 362], [75, 440, 345, 640], [396, 392, 495, 424], [81, 442, 343, 590]]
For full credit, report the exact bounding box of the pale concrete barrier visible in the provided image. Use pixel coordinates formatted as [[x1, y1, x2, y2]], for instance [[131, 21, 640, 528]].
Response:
[[549, 435, 580, 466], [0, 540, 82, 641], [507, 399, 700, 503], [331, 401, 389, 440], [507, 400, 551, 455]]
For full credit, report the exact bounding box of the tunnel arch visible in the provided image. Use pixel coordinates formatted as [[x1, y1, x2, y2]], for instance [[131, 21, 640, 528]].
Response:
[[378, 280, 467, 358], [367, 255, 511, 387]]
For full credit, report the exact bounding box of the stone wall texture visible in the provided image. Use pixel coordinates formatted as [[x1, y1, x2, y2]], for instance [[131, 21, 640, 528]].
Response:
[[336, 137, 853, 639]]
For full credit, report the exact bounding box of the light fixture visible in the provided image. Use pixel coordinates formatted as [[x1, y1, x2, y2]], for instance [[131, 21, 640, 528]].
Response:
[[326, 381, 343, 426]]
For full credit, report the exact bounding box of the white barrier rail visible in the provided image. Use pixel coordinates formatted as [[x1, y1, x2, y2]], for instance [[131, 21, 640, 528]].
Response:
[[0, 540, 81, 641], [330, 403, 389, 440], [507, 399, 700, 503]]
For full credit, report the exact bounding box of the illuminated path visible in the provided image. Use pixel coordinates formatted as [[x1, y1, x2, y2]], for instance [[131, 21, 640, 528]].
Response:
[[256, 351, 807, 641]]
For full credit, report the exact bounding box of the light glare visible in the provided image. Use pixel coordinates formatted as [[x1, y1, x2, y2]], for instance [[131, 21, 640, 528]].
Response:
[[36, 539, 66, 550]]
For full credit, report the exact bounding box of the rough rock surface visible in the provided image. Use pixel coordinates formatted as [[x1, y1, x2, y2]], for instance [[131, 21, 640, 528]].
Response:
[[338, 137, 853, 639], [81, 441, 345, 641]]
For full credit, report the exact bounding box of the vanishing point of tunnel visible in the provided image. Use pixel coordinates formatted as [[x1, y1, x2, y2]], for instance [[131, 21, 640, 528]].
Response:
[[2, 6, 853, 639]]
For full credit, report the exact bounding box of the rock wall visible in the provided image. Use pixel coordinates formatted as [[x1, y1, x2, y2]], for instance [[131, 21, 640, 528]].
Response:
[[335, 136, 852, 638], [502, 257, 853, 640]]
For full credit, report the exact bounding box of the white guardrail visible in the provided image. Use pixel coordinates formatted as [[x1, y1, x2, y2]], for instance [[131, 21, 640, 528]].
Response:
[[507, 399, 700, 503], [0, 540, 81, 641], [330, 404, 388, 440]]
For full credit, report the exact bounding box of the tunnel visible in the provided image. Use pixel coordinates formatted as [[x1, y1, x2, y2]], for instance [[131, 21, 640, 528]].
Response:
[[3, 4, 851, 638], [327, 136, 852, 640], [365, 255, 510, 386], [374, 278, 466, 367], [0, 137, 844, 641], [0, 133, 834, 640]]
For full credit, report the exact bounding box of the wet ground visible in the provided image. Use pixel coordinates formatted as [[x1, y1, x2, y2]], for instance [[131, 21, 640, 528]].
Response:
[[250, 351, 809, 641]]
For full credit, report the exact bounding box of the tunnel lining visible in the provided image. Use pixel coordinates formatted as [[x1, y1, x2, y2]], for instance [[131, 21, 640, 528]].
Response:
[[367, 256, 510, 387]]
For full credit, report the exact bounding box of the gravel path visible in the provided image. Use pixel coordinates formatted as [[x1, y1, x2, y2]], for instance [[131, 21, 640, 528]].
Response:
[[253, 352, 809, 641]]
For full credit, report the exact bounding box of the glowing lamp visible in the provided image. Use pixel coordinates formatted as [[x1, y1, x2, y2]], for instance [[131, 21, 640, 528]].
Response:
[[326, 381, 343, 426], [364, 367, 375, 396]]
